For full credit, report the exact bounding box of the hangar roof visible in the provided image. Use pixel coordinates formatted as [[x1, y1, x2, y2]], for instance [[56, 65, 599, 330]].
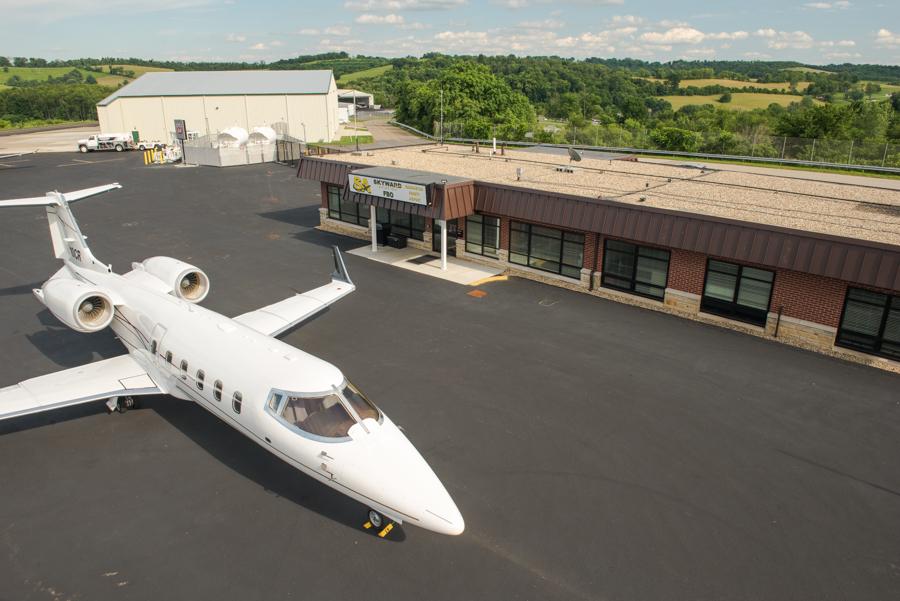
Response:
[[97, 70, 335, 106]]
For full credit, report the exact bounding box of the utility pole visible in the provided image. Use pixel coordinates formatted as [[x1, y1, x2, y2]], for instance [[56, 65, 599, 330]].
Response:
[[440, 87, 444, 146]]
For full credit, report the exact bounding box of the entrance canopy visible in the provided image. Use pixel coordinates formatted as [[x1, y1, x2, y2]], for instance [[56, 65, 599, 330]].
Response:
[[343, 166, 475, 221]]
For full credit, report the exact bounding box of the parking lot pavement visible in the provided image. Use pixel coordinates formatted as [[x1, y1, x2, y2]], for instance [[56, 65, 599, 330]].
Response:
[[1, 153, 899, 601], [0, 126, 101, 154]]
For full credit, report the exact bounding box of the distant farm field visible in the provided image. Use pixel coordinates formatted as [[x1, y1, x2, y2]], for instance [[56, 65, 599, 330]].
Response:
[[661, 93, 823, 111], [337, 64, 392, 84], [643, 77, 810, 91], [0, 65, 172, 88]]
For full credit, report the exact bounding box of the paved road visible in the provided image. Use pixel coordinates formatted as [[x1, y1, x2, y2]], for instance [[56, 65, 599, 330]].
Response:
[[642, 156, 900, 190], [0, 153, 898, 600], [0, 126, 100, 154], [331, 119, 430, 151], [0, 121, 100, 137]]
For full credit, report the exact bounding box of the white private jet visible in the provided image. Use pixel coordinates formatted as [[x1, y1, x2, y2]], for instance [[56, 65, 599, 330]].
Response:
[[0, 184, 464, 537]]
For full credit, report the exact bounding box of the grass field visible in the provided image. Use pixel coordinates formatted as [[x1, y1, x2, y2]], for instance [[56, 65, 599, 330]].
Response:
[[311, 135, 374, 146], [0, 65, 172, 88], [661, 93, 823, 111], [642, 77, 810, 91], [337, 64, 392, 84], [784, 66, 832, 73]]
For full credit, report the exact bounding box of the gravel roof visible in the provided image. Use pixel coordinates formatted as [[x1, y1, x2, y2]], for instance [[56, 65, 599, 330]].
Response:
[[323, 146, 900, 246]]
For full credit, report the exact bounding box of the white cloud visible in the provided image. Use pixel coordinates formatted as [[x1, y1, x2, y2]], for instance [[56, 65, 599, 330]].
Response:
[[516, 19, 566, 29], [804, 1, 851, 7], [489, 0, 531, 6], [1, 0, 215, 23], [875, 29, 900, 47], [225, 0, 235, 3], [742, 51, 771, 58], [226, 33, 246, 42], [324, 24, 352, 35], [754, 28, 776, 37], [823, 52, 861, 58], [805, 2, 831, 7], [766, 30, 814, 49], [706, 31, 748, 40], [638, 27, 705, 44], [834, 1, 852, 6], [271, 41, 283, 46], [679, 47, 716, 58], [654, 19, 690, 28], [249, 42, 266, 49], [605, 14, 644, 25], [345, 0, 468, 10], [721, 43, 731, 49], [355, 13, 404, 23], [199, 47, 211, 51], [448, 19, 468, 26], [398, 22, 427, 29], [838, 40, 855, 46], [550, 9, 562, 16], [297, 29, 320, 35]]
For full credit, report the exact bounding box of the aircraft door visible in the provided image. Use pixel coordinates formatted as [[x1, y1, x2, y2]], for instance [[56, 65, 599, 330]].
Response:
[[150, 324, 167, 366]]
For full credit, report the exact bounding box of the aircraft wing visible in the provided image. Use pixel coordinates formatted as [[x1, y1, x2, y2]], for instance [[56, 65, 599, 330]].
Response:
[[0, 354, 161, 421], [233, 246, 355, 337]]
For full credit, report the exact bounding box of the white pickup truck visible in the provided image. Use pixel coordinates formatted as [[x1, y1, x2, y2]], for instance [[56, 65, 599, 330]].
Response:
[[78, 134, 164, 153]]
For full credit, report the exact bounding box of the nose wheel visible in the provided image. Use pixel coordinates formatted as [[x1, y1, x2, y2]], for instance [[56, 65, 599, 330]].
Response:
[[364, 509, 394, 538]]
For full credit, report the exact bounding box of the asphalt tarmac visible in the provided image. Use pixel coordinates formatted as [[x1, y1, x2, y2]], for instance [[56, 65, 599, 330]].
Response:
[[0, 153, 898, 601]]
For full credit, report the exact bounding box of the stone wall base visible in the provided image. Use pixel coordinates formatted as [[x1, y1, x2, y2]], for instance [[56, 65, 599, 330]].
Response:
[[664, 288, 701, 314], [766, 313, 837, 348]]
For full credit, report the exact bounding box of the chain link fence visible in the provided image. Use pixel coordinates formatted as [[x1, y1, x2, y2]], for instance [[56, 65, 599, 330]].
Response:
[[433, 121, 900, 170]]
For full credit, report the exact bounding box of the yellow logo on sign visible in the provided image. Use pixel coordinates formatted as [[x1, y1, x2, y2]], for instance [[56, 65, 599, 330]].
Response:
[[352, 176, 371, 194]]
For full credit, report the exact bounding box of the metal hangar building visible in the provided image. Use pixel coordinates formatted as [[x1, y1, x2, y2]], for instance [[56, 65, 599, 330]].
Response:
[[96, 70, 339, 144]]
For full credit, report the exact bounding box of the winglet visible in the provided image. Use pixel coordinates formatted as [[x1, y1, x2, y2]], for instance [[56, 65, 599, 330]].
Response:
[[332, 246, 353, 285]]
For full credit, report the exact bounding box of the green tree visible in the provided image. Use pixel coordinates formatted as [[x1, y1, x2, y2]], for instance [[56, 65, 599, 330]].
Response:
[[719, 92, 732, 103], [864, 82, 882, 99], [650, 127, 700, 152], [776, 103, 852, 139], [394, 61, 535, 132], [848, 88, 865, 101], [665, 71, 681, 90], [85, 74, 97, 84], [13, 57, 27, 67], [0, 57, 10, 67]]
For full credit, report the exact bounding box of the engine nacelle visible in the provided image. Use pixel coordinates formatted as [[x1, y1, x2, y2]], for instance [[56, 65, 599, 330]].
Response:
[[40, 278, 116, 333], [140, 257, 210, 303]]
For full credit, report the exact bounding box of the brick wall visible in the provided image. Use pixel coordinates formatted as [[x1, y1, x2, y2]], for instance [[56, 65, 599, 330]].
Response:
[[667, 249, 708, 296], [320, 182, 330, 209], [770, 270, 848, 328], [583, 232, 599, 271], [499, 217, 511, 249]]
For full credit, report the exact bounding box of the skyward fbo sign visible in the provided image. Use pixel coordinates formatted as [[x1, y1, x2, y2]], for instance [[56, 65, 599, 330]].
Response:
[[349, 174, 431, 206]]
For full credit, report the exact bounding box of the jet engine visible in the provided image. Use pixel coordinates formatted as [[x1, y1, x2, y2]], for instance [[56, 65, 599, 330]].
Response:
[[140, 257, 210, 303], [40, 278, 116, 333]]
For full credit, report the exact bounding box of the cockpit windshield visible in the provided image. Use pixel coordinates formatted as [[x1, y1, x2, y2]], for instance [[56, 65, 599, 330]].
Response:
[[342, 380, 380, 422], [267, 381, 382, 440], [280, 393, 355, 438]]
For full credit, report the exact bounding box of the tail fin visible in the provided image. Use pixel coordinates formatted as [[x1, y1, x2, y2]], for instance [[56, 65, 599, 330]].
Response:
[[0, 184, 122, 273]]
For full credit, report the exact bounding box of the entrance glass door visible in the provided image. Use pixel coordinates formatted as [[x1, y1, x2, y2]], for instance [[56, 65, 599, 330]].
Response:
[[433, 218, 460, 255]]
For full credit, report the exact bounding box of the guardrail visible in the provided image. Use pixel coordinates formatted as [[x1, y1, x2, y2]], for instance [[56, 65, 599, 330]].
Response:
[[388, 121, 900, 175]]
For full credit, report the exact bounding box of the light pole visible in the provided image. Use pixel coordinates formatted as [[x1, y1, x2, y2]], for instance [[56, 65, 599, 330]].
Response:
[[301, 122, 307, 154], [440, 87, 444, 146]]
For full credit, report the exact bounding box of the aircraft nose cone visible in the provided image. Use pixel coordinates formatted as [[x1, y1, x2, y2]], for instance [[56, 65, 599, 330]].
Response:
[[422, 500, 465, 536]]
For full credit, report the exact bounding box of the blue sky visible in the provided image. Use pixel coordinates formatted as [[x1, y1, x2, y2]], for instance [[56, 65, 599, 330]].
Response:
[[2, 0, 898, 65]]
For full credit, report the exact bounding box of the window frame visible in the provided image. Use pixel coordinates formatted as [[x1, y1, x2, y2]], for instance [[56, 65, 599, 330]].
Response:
[[232, 391, 242, 414], [699, 259, 775, 327], [600, 239, 671, 301], [263, 384, 384, 444], [834, 287, 900, 360], [376, 207, 426, 241], [165, 351, 173, 365], [196, 369, 205, 391], [465, 214, 501, 259], [508, 221, 585, 279], [180, 360, 188, 380], [327, 185, 370, 228], [213, 380, 223, 402]]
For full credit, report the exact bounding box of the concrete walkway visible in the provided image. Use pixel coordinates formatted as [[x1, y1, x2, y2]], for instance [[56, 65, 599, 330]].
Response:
[[348, 245, 502, 285]]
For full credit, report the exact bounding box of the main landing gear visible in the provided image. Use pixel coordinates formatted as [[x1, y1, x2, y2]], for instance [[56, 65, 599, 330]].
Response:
[[106, 396, 140, 413], [364, 509, 394, 538]]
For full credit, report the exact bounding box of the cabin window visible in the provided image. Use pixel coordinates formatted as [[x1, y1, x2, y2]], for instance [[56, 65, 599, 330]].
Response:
[[180, 360, 188, 380], [165, 351, 173, 365], [196, 370, 205, 391], [150, 340, 157, 355], [342, 381, 381, 422], [213, 380, 223, 402], [232, 392, 242, 414]]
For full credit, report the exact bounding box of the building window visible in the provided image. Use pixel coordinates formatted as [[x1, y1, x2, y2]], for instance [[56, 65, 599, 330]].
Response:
[[232, 392, 242, 414], [196, 370, 205, 391], [835, 288, 900, 360], [601, 240, 670, 301], [465, 215, 500, 258], [509, 222, 584, 279], [213, 380, 223, 402], [700, 260, 774, 327], [376, 207, 425, 241], [327, 185, 369, 227]]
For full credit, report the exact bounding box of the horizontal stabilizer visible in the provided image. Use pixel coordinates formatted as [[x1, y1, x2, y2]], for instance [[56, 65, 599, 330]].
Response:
[[0, 183, 121, 208]]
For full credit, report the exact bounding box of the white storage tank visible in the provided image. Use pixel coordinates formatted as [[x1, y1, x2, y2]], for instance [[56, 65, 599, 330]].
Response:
[[218, 126, 249, 148], [248, 126, 277, 145]]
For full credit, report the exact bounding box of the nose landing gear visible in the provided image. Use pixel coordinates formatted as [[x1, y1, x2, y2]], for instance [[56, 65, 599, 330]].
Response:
[[364, 509, 394, 538]]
